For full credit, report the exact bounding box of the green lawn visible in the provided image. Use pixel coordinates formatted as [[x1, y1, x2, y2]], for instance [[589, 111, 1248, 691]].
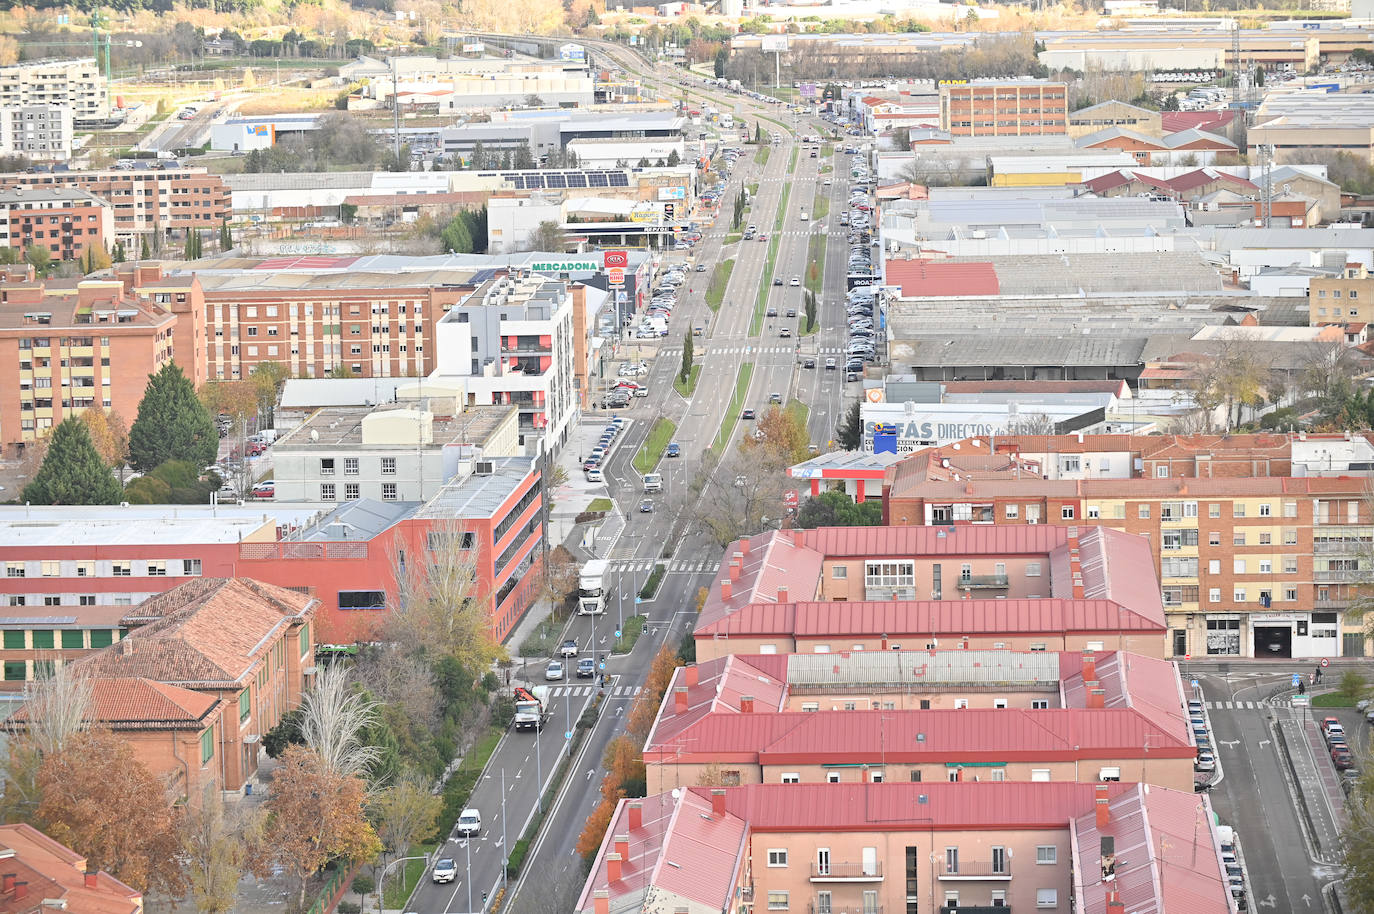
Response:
[[755, 145, 771, 167], [705, 259, 734, 312], [383, 845, 438, 909], [751, 233, 782, 337], [673, 363, 702, 398], [587, 497, 614, 513], [821, 143, 834, 157], [813, 192, 830, 222], [1313, 692, 1355, 708], [613, 614, 648, 654], [633, 418, 677, 475], [805, 234, 826, 296], [786, 400, 810, 430], [711, 362, 755, 454], [724, 232, 742, 245], [747, 182, 759, 197]]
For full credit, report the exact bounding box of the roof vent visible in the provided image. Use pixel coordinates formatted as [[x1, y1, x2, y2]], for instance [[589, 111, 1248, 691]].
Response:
[[918, 794, 928, 804], [475, 461, 494, 476]]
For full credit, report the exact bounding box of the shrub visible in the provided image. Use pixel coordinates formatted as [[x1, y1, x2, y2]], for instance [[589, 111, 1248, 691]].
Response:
[[351, 876, 375, 896], [338, 903, 361, 914]]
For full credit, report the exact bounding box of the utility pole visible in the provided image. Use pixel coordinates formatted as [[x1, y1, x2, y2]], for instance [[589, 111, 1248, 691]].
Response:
[[1260, 143, 1274, 229], [391, 57, 402, 167]]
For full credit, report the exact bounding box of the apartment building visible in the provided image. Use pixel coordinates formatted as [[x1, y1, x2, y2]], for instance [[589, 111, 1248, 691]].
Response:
[[643, 648, 1195, 794], [0, 187, 111, 261], [939, 80, 1069, 138], [882, 438, 1374, 659], [0, 59, 108, 123], [0, 105, 74, 161], [0, 271, 176, 455], [433, 273, 578, 451], [1310, 263, 1374, 326], [0, 456, 546, 644], [575, 782, 1231, 914], [117, 263, 207, 388], [0, 823, 143, 914], [270, 401, 519, 503], [0, 166, 230, 245]]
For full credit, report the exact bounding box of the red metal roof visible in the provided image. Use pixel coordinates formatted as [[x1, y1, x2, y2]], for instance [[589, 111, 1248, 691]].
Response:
[[1167, 167, 1256, 193], [1061, 650, 1191, 745], [709, 781, 1134, 832], [1161, 109, 1238, 134], [646, 655, 789, 751], [804, 524, 1068, 558], [883, 259, 1000, 297], [698, 533, 825, 631]]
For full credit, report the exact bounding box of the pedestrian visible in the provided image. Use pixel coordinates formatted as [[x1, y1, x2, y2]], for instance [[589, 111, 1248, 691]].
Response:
[[504, 668, 510, 687]]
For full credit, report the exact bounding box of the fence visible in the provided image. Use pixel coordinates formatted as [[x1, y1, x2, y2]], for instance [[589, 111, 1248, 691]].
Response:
[[304, 863, 354, 914]]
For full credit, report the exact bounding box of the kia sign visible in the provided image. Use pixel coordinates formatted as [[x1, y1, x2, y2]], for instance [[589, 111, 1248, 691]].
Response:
[[603, 250, 628, 269], [608, 267, 625, 285]]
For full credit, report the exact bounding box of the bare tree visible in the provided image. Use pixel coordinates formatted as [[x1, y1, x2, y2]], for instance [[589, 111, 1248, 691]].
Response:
[[0, 666, 93, 823], [524, 220, 566, 253], [352, 647, 439, 736], [388, 520, 506, 674], [297, 664, 383, 782], [505, 860, 587, 914], [1302, 337, 1361, 403], [183, 789, 269, 914], [1010, 412, 1056, 435]]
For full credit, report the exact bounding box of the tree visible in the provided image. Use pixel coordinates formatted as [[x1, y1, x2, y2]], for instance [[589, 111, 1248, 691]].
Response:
[[526, 220, 564, 252], [370, 776, 442, 869], [199, 379, 258, 428], [112, 240, 126, 263], [523, 94, 545, 108], [667, 149, 681, 167], [129, 362, 218, 470], [0, 667, 92, 825], [679, 329, 693, 384], [797, 489, 883, 528], [184, 791, 269, 914], [184, 229, 203, 261], [266, 745, 381, 909], [79, 407, 129, 468], [835, 401, 862, 450], [250, 360, 289, 429], [297, 664, 384, 782], [1189, 334, 1279, 431], [740, 404, 810, 466], [139, 236, 151, 260], [388, 521, 506, 674], [626, 646, 682, 743], [21, 417, 123, 505], [79, 245, 111, 274], [25, 244, 52, 277], [804, 290, 817, 333], [220, 219, 233, 251], [35, 730, 188, 896]]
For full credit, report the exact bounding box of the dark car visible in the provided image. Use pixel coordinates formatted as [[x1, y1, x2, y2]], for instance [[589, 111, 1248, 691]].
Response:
[[773, 277, 783, 286], [577, 657, 596, 678], [666, 442, 681, 457], [786, 309, 797, 318], [742, 409, 756, 419], [803, 358, 816, 369]]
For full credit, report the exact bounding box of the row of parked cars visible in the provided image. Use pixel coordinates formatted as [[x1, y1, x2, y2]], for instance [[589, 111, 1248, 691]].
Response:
[[1323, 715, 1355, 770], [1187, 698, 1216, 773], [635, 263, 692, 340], [582, 416, 627, 481]]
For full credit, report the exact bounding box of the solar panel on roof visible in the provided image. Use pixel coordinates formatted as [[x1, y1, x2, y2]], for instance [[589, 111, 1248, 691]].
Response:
[[546, 174, 567, 188], [609, 173, 629, 187], [527, 175, 545, 189], [588, 173, 608, 187], [566, 173, 587, 188]]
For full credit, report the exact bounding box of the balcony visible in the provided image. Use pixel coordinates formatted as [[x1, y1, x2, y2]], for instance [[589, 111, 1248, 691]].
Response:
[[956, 575, 1009, 591], [809, 904, 882, 914], [1315, 569, 1362, 583], [938, 861, 1012, 881], [1314, 541, 1368, 555], [811, 862, 883, 882], [941, 907, 1008, 914], [1316, 596, 1352, 610]]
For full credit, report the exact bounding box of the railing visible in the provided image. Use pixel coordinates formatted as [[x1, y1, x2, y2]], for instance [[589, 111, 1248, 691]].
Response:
[[1315, 569, 1363, 583], [303, 864, 351, 914], [956, 574, 1010, 590], [1314, 542, 1369, 554], [238, 541, 370, 561], [941, 906, 1009, 914], [1316, 597, 1352, 609], [938, 860, 1012, 879], [811, 862, 883, 880], [809, 904, 881, 914]]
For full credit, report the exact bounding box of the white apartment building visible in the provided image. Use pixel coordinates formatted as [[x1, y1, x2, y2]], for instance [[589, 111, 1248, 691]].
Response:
[[0, 59, 108, 123], [1, 106, 74, 161], [433, 274, 578, 453], [271, 402, 520, 503]]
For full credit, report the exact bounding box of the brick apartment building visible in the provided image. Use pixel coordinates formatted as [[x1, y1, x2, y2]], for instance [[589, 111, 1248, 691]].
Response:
[[0, 166, 230, 247], [880, 434, 1374, 659], [0, 187, 111, 262], [0, 269, 177, 455], [939, 80, 1069, 137]]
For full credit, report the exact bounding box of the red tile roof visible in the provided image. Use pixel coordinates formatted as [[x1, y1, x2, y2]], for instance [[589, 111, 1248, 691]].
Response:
[[17, 678, 219, 732], [883, 259, 1000, 297], [0, 824, 142, 914], [1161, 109, 1238, 134], [1167, 167, 1256, 193]]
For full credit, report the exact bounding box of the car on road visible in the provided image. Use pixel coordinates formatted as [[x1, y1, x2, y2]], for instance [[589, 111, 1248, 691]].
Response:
[[640, 499, 654, 513], [545, 660, 564, 680], [742, 409, 756, 419], [432, 858, 457, 883], [769, 392, 782, 404], [786, 309, 797, 318], [695, 264, 707, 272], [666, 442, 681, 457], [790, 276, 800, 286], [773, 277, 783, 286], [734, 475, 748, 487], [559, 639, 579, 657], [456, 809, 482, 837], [825, 358, 837, 369], [577, 657, 596, 678]]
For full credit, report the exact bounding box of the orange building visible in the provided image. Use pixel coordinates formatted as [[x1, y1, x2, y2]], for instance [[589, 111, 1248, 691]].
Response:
[[939, 80, 1068, 137], [0, 823, 143, 914], [0, 268, 178, 456], [0, 187, 111, 262]]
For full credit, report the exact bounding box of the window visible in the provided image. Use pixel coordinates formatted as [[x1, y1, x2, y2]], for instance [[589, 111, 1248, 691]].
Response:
[[1086, 505, 1100, 519], [767, 849, 788, 867], [381, 457, 397, 475], [146, 560, 166, 576], [74, 561, 93, 577], [1234, 587, 1247, 602], [1234, 531, 1246, 547], [5, 563, 24, 578], [3, 661, 25, 682], [1031, 769, 1050, 782], [1061, 505, 1075, 520], [945, 847, 959, 874], [1209, 588, 1222, 602], [2, 631, 23, 650], [345, 483, 360, 500], [766, 892, 789, 910], [1155, 465, 1169, 478], [321, 483, 336, 501], [1005, 504, 1018, 519], [382, 483, 398, 501], [954, 698, 969, 709], [1037, 889, 1058, 908], [319, 458, 335, 476], [1031, 698, 1049, 709], [1234, 559, 1246, 574], [183, 559, 201, 576], [40, 561, 60, 577], [30, 631, 52, 650], [993, 698, 1009, 709], [89, 629, 113, 648], [780, 773, 800, 784], [344, 457, 359, 475], [1260, 533, 1272, 545], [78, 596, 95, 606], [1260, 560, 1272, 574], [991, 846, 1007, 875], [239, 688, 251, 722], [60, 630, 82, 649], [1284, 501, 1298, 518], [1284, 528, 1299, 545], [200, 728, 214, 765], [1284, 556, 1299, 574], [1284, 585, 1298, 602], [1209, 503, 1221, 518], [1233, 504, 1246, 518], [1138, 504, 1151, 519], [1260, 503, 1272, 517], [1036, 846, 1057, 865], [300, 624, 311, 658], [338, 590, 387, 610], [832, 566, 847, 579], [1208, 531, 1221, 546]]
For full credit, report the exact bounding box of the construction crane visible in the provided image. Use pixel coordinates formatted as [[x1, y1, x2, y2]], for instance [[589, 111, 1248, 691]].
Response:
[[90, 9, 112, 82]]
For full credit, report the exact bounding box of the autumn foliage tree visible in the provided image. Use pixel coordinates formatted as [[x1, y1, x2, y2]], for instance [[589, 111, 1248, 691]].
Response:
[[266, 745, 381, 908], [576, 735, 648, 862], [35, 730, 187, 896], [79, 407, 129, 467], [627, 645, 684, 744]]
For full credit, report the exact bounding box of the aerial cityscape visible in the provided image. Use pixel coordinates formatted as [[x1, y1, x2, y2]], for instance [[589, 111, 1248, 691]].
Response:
[[5, 0, 1374, 912]]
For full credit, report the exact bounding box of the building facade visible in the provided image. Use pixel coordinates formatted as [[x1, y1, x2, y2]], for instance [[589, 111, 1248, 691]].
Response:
[[0, 59, 108, 123], [939, 81, 1069, 138], [0, 187, 111, 261], [0, 823, 143, 914], [0, 106, 74, 161]]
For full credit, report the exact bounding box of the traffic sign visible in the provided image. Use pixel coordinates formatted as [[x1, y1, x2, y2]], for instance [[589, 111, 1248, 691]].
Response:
[[1191, 679, 1199, 690], [1292, 673, 1302, 687], [615, 630, 621, 638], [565, 730, 573, 740], [784, 490, 799, 507], [635, 596, 642, 605], [1322, 658, 1330, 668]]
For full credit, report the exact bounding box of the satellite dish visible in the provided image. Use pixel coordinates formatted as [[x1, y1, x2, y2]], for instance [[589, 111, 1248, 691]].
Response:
[[671, 788, 682, 799]]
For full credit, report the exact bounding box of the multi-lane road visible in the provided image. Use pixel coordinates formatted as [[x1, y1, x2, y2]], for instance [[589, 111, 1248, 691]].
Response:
[[404, 42, 861, 914]]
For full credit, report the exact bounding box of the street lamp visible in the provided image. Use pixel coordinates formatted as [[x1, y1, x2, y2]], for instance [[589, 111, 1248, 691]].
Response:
[[464, 831, 473, 914]]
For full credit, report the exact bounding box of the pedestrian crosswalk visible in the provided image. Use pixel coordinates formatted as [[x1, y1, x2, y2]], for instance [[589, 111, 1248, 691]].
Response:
[[546, 684, 642, 698], [659, 346, 852, 357], [1201, 699, 1297, 709], [605, 559, 721, 575]]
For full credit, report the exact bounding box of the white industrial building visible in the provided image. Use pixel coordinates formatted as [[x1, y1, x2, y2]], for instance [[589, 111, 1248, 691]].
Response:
[[564, 138, 687, 169]]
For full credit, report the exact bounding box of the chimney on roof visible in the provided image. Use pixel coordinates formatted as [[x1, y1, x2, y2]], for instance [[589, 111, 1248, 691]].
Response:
[[594, 890, 610, 914], [674, 687, 688, 713], [711, 789, 727, 816], [721, 579, 733, 600], [740, 537, 750, 556], [1082, 651, 1097, 683], [777, 585, 789, 602], [628, 802, 643, 831], [83, 869, 98, 890], [740, 695, 754, 713], [793, 530, 804, 548], [606, 853, 623, 883], [1088, 686, 1106, 709], [1095, 784, 1111, 828], [3, 874, 14, 894], [1106, 890, 1125, 914], [684, 665, 698, 688], [614, 834, 629, 860], [730, 554, 742, 581]]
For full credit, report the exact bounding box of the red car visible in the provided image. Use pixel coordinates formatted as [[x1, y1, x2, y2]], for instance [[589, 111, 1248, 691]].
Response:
[[1333, 746, 1355, 770]]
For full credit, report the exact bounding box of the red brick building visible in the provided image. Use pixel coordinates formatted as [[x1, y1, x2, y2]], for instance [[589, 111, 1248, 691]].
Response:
[[939, 80, 1068, 137], [0, 187, 112, 262]]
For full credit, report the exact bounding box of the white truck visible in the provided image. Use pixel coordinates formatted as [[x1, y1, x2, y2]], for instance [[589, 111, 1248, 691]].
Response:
[[579, 558, 608, 615], [512, 686, 549, 731]]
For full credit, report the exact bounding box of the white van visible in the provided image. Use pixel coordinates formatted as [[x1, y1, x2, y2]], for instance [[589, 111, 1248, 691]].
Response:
[[643, 473, 663, 492]]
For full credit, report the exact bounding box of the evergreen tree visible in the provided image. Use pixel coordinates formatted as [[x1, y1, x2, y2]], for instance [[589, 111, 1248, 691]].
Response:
[[805, 290, 817, 333], [21, 417, 123, 505], [220, 219, 232, 250], [128, 363, 218, 471], [112, 240, 126, 263], [835, 401, 862, 450], [680, 329, 693, 384], [667, 149, 681, 167], [513, 142, 535, 170], [140, 236, 151, 259]]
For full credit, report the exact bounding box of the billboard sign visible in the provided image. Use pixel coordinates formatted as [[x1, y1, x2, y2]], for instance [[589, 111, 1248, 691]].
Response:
[[608, 267, 625, 285], [760, 35, 789, 52], [800, 82, 818, 99], [530, 259, 600, 273], [657, 186, 686, 201], [784, 490, 799, 507], [603, 250, 628, 269]]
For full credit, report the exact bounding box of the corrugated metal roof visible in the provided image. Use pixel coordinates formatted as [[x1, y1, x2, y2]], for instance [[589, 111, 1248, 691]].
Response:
[[884, 259, 1000, 297], [805, 524, 1068, 558], [786, 649, 1061, 689]]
